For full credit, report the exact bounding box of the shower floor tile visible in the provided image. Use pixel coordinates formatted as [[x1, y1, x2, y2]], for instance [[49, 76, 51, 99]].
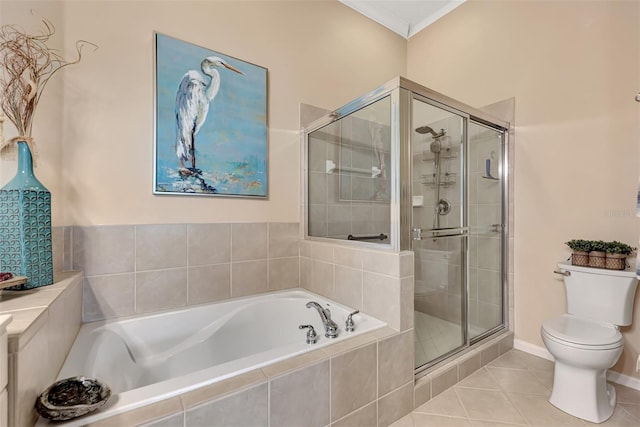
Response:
[[393, 350, 640, 427], [414, 311, 484, 368]]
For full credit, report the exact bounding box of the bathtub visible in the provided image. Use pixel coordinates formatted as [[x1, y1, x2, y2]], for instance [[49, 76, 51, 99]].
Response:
[[37, 289, 385, 426]]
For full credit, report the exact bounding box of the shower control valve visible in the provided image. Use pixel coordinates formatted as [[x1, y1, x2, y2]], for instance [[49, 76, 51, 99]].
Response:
[[345, 310, 359, 332], [299, 324, 318, 344]]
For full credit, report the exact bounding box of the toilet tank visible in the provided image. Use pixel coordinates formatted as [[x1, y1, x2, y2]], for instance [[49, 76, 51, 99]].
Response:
[[558, 261, 639, 326]]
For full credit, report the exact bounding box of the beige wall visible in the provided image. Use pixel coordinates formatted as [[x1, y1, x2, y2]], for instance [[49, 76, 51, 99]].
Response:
[[407, 0, 640, 379], [0, 1, 66, 223], [0, 0, 406, 225]]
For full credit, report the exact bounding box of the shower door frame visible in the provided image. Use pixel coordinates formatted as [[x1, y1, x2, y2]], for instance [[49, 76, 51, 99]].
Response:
[[402, 78, 510, 373], [302, 77, 511, 372]]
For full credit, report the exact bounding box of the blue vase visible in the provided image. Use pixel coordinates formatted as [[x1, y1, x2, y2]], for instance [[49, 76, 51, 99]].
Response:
[[0, 141, 53, 289]]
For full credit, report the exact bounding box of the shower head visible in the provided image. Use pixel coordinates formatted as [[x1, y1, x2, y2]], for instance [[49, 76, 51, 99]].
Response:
[[415, 125, 446, 153], [415, 125, 446, 139]]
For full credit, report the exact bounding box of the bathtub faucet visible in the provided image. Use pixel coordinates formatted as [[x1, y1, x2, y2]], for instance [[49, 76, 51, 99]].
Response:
[[306, 301, 339, 338]]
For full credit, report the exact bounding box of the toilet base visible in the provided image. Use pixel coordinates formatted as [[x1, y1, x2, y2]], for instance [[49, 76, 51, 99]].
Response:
[[549, 360, 616, 423]]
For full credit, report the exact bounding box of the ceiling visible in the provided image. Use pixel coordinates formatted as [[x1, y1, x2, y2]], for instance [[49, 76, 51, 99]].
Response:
[[339, 0, 466, 39]]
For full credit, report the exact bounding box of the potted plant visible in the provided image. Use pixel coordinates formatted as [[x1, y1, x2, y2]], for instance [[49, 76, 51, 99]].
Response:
[[604, 241, 635, 270], [565, 239, 591, 266], [588, 240, 607, 268]]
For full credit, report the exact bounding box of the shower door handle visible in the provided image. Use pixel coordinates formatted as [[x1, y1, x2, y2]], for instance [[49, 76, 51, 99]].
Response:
[[412, 227, 468, 240]]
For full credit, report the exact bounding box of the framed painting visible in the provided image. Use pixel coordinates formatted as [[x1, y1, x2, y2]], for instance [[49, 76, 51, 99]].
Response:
[[154, 33, 268, 197]]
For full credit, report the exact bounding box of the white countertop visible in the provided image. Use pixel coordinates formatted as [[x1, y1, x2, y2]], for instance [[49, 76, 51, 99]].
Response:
[[0, 271, 82, 341], [0, 314, 12, 332]]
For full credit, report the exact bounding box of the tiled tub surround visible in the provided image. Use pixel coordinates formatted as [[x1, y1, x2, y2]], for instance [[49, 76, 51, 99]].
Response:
[[40, 327, 414, 427], [55, 222, 413, 333], [0, 272, 82, 427], [300, 240, 414, 332], [58, 222, 300, 322], [42, 289, 386, 426]]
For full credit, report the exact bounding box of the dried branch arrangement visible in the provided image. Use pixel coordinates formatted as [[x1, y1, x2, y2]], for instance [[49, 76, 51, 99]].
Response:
[[0, 17, 96, 147]]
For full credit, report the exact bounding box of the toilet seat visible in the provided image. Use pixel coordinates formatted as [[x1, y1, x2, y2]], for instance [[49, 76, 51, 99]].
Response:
[[542, 314, 623, 350]]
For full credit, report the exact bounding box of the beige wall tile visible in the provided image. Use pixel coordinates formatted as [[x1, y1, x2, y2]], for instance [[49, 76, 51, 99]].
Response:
[[83, 273, 135, 321], [181, 370, 267, 409], [311, 242, 334, 262], [63, 226, 73, 271], [430, 362, 458, 398], [136, 268, 187, 313], [268, 257, 299, 291], [331, 343, 377, 421], [498, 332, 514, 355], [66, 275, 83, 343], [185, 383, 268, 427], [87, 397, 183, 427], [334, 265, 362, 311], [14, 325, 53, 427], [300, 240, 312, 258], [231, 260, 268, 297], [268, 222, 299, 258], [300, 256, 312, 289], [188, 223, 230, 266], [136, 224, 187, 271], [332, 401, 377, 427], [139, 413, 185, 427], [334, 246, 363, 269], [363, 250, 400, 277], [322, 330, 380, 358], [480, 342, 500, 366], [72, 225, 134, 276], [400, 277, 414, 331], [261, 350, 329, 379], [457, 351, 481, 381], [52, 226, 64, 273], [414, 376, 432, 408], [363, 272, 400, 330], [310, 259, 334, 298], [378, 330, 413, 396], [378, 382, 414, 427], [232, 223, 267, 262], [270, 360, 330, 427], [46, 295, 69, 378], [187, 264, 231, 305]]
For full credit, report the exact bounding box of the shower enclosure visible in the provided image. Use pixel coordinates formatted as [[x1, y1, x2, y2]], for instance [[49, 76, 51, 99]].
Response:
[[304, 77, 509, 373]]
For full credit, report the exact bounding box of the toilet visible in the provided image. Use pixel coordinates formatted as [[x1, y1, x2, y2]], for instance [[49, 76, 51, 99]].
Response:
[[541, 261, 638, 423]]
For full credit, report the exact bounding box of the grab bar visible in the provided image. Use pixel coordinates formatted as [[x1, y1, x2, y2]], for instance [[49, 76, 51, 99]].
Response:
[[348, 233, 388, 241], [326, 160, 381, 178]]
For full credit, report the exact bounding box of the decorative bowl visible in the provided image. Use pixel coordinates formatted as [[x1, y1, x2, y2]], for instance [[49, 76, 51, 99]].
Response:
[[35, 377, 111, 421]]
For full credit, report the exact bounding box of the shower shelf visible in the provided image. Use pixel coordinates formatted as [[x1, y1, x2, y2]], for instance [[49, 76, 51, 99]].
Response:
[[421, 172, 457, 187], [326, 160, 381, 178]]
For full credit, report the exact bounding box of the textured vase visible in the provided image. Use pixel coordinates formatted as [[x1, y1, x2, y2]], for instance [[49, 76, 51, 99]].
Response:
[[0, 141, 53, 289]]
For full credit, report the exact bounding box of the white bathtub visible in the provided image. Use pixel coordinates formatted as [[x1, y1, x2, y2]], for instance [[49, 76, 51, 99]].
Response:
[[37, 289, 385, 426]]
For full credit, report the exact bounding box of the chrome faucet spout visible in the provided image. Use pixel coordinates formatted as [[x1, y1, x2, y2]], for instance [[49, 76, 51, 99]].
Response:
[[306, 301, 339, 338]]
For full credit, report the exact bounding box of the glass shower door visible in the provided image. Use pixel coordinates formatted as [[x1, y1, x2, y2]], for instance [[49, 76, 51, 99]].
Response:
[[411, 97, 467, 370], [467, 121, 505, 340]]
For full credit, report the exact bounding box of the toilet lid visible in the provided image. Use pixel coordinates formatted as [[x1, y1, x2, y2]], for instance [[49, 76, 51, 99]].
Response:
[[542, 314, 622, 347]]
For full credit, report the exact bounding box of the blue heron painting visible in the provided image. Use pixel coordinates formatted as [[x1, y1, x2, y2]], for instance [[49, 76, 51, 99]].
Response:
[[154, 33, 267, 197]]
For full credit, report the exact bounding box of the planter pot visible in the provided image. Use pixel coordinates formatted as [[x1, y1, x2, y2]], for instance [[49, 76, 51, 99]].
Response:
[[571, 251, 590, 267], [0, 141, 53, 289], [588, 251, 606, 269], [605, 253, 627, 270]]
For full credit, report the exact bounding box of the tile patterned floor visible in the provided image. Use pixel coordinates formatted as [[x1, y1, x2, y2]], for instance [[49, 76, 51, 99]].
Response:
[[392, 350, 640, 427]]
